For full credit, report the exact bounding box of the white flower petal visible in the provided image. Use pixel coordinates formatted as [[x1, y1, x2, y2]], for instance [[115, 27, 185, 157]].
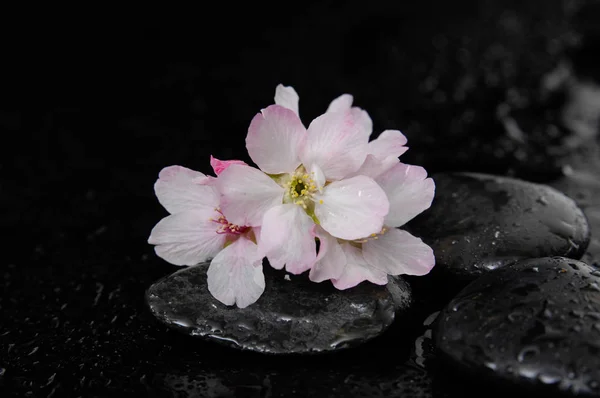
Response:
[[259, 204, 316, 274], [309, 226, 346, 282], [274, 84, 300, 117], [148, 209, 226, 266], [368, 130, 408, 159], [363, 228, 435, 276], [327, 94, 353, 113], [246, 105, 306, 174], [347, 154, 397, 180], [207, 237, 265, 308], [375, 163, 435, 227], [154, 165, 219, 214], [327, 94, 372, 138], [301, 111, 369, 180], [331, 243, 387, 289], [308, 163, 326, 192], [351, 107, 373, 138], [216, 164, 284, 227], [315, 176, 389, 240]]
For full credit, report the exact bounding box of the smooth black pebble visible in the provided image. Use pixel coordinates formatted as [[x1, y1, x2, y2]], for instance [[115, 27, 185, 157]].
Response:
[[146, 264, 411, 354], [435, 257, 600, 397], [406, 172, 590, 281], [550, 141, 600, 268]]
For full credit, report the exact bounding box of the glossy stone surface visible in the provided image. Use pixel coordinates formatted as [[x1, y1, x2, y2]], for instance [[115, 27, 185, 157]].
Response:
[[147, 264, 411, 354], [436, 257, 600, 397], [550, 140, 600, 268], [406, 173, 590, 281]]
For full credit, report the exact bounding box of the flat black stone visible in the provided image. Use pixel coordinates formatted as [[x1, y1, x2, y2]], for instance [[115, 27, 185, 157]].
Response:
[[146, 264, 411, 354], [406, 172, 590, 282], [435, 257, 600, 397]]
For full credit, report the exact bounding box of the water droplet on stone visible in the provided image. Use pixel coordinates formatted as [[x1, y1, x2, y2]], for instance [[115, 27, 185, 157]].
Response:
[[517, 345, 540, 362], [538, 372, 562, 385]]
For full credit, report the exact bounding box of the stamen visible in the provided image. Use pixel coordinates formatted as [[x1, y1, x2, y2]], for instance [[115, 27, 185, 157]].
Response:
[[211, 208, 249, 235]]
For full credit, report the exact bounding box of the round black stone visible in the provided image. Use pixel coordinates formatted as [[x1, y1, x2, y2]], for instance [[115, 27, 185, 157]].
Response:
[[435, 257, 600, 396], [146, 264, 412, 354], [549, 141, 600, 269], [406, 172, 590, 281]]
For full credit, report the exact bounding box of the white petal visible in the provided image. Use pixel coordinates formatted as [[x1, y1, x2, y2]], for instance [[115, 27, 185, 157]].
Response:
[[216, 164, 284, 227], [258, 204, 316, 274], [274, 84, 300, 117], [301, 111, 369, 180], [375, 163, 435, 227], [154, 166, 219, 214], [309, 226, 346, 282], [207, 237, 265, 308], [148, 209, 226, 266], [331, 243, 387, 289], [326, 94, 372, 138], [348, 154, 398, 180], [368, 130, 408, 159], [327, 94, 353, 112], [315, 176, 389, 240], [363, 228, 435, 276], [308, 163, 326, 192], [246, 105, 306, 174], [351, 107, 373, 138]]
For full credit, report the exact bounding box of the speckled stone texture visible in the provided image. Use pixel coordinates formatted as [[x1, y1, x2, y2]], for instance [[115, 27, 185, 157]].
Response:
[[436, 257, 600, 397], [147, 264, 411, 354]]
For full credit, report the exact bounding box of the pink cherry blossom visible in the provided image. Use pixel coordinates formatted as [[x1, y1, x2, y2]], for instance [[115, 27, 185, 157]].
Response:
[[309, 162, 436, 289], [217, 85, 392, 274], [148, 165, 265, 308]]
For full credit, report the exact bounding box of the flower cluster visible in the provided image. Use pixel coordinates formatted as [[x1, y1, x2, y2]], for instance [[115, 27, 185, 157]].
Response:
[[148, 85, 435, 308]]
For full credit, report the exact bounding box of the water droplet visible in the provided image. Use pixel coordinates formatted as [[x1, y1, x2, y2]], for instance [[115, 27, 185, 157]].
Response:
[[517, 345, 540, 362], [484, 362, 497, 370], [585, 283, 600, 292], [508, 311, 526, 323], [537, 196, 549, 205], [538, 372, 562, 385], [568, 263, 580, 271]]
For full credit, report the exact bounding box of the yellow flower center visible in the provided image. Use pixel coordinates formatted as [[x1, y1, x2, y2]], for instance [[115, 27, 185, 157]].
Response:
[[278, 166, 321, 223], [287, 171, 317, 206]]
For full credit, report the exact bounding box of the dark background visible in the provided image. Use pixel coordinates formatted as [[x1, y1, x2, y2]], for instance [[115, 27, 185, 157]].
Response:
[[2, 2, 599, 396]]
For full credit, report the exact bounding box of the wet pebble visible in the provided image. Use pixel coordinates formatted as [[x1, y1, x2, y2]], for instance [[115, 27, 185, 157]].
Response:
[[435, 257, 600, 397], [406, 172, 590, 282], [146, 264, 411, 354], [550, 140, 600, 268]]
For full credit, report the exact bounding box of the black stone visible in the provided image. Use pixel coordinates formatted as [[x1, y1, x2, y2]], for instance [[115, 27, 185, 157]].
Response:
[[550, 141, 600, 269], [406, 173, 590, 282], [146, 264, 411, 354], [435, 257, 600, 397]]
